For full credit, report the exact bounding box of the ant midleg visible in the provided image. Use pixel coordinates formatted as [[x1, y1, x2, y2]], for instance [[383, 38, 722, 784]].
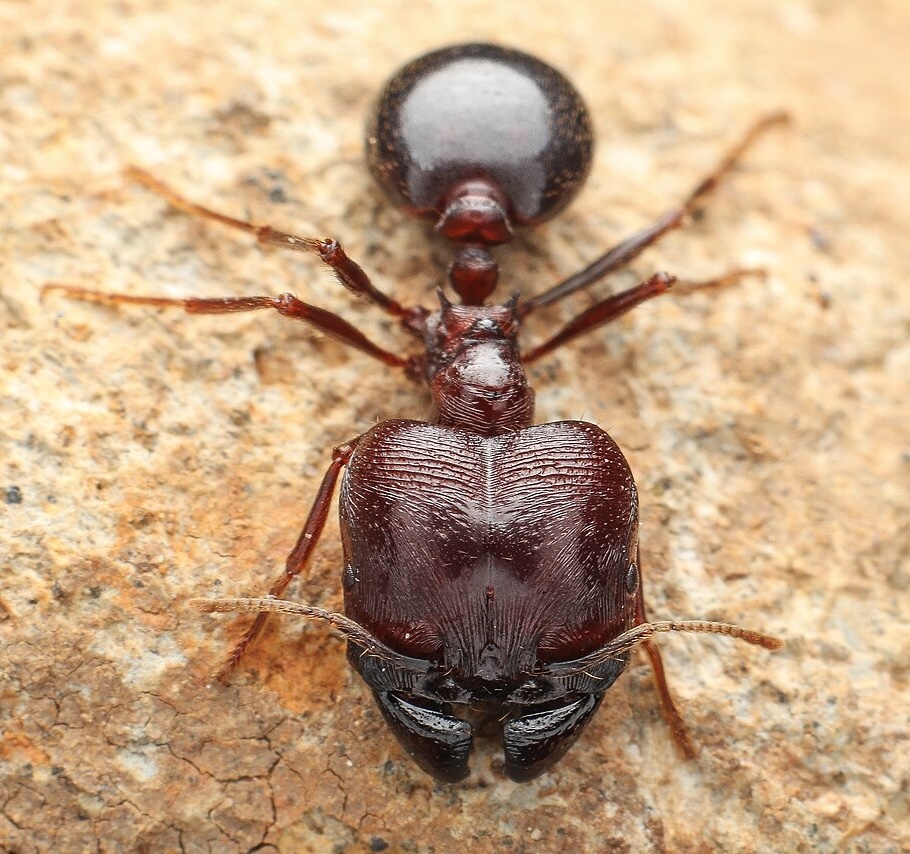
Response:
[[523, 266, 766, 363], [523, 272, 674, 363], [522, 112, 789, 313], [41, 284, 409, 369], [672, 267, 767, 296], [125, 166, 407, 318]]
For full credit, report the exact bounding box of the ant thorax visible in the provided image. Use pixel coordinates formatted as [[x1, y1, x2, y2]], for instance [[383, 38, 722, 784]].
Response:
[[421, 298, 535, 435]]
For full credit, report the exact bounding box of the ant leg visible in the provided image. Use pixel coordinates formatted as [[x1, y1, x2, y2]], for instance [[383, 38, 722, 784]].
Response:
[[523, 268, 763, 363], [524, 272, 673, 363], [42, 284, 411, 370], [521, 112, 788, 314], [633, 554, 697, 759], [215, 438, 359, 680], [125, 166, 407, 319]]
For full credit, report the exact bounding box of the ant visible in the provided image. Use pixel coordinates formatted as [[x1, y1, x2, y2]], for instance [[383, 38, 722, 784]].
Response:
[[45, 44, 786, 782]]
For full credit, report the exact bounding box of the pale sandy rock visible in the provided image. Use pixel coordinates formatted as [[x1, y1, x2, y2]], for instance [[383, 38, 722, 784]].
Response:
[[1, 1, 908, 852]]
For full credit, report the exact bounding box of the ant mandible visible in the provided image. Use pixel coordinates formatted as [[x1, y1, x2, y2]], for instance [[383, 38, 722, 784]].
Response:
[[45, 44, 786, 782]]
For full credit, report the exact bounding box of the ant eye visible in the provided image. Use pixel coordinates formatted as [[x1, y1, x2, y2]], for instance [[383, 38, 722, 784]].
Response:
[[625, 563, 639, 595]]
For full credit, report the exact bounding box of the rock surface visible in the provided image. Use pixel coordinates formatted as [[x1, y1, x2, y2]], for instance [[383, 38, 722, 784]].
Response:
[[1, 1, 908, 852]]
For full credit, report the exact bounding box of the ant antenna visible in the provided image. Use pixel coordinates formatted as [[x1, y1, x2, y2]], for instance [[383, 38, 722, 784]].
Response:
[[548, 619, 783, 678], [191, 597, 393, 660]]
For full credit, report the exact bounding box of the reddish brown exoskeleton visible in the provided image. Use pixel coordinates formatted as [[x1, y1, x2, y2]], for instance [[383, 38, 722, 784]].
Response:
[[45, 44, 786, 782]]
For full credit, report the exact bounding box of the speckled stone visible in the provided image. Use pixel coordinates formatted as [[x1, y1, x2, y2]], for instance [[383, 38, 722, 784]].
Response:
[[1, 1, 908, 852]]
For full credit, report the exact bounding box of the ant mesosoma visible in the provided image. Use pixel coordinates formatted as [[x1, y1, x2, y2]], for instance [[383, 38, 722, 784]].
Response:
[[45, 44, 786, 782]]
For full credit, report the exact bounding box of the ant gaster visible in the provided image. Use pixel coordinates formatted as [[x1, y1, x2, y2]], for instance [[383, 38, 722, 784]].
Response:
[[45, 44, 786, 782]]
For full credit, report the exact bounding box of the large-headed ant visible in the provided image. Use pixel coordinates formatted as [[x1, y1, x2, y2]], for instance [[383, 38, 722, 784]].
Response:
[[45, 44, 786, 782]]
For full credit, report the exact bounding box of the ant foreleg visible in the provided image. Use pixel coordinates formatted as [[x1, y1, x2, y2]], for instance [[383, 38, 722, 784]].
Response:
[[125, 166, 408, 319], [521, 112, 788, 314], [633, 558, 697, 759], [214, 438, 359, 681]]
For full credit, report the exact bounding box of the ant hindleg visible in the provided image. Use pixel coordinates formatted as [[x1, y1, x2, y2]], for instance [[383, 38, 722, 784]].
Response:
[[125, 166, 410, 319], [521, 112, 788, 314]]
